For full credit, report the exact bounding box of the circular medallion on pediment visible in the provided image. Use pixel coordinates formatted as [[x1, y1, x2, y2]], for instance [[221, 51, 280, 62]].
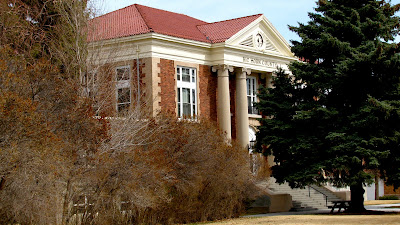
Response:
[[253, 33, 265, 50]]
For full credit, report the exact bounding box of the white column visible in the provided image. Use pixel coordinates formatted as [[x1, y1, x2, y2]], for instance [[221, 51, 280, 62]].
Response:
[[235, 68, 251, 148], [212, 65, 233, 140]]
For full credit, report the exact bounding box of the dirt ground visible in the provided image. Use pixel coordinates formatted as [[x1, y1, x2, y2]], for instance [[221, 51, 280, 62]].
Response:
[[206, 214, 400, 225]]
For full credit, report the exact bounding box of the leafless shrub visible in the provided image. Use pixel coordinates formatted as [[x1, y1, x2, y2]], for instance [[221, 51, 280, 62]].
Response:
[[0, 1, 106, 224], [79, 111, 253, 224]]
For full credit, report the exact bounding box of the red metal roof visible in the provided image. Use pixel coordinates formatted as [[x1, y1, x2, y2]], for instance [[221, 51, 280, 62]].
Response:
[[88, 4, 151, 42], [197, 14, 262, 43], [89, 4, 262, 43]]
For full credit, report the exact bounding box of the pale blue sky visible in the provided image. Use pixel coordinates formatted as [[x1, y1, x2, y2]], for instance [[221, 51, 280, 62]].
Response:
[[93, 0, 400, 44]]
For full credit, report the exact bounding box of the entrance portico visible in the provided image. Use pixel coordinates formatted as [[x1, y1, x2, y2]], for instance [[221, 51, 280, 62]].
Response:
[[212, 64, 268, 149]]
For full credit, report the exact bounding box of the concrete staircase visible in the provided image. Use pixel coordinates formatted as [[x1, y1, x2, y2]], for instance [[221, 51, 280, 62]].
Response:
[[263, 178, 343, 211]]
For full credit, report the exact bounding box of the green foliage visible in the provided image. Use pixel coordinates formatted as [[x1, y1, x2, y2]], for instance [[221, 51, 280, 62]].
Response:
[[379, 195, 399, 200], [256, 0, 400, 210]]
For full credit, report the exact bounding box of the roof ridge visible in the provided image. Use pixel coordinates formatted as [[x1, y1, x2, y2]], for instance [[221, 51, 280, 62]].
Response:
[[197, 14, 263, 27], [89, 4, 136, 21], [134, 4, 152, 31], [134, 4, 207, 24]]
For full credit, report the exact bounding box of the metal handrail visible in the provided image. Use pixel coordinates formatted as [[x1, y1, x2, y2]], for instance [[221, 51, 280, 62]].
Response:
[[308, 185, 328, 206]]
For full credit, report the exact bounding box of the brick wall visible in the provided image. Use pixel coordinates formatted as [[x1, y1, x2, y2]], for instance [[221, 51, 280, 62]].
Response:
[[159, 59, 176, 115], [198, 65, 217, 122], [384, 184, 400, 196]]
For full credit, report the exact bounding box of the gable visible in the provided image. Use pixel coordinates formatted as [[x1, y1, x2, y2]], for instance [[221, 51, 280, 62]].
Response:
[[226, 16, 293, 57]]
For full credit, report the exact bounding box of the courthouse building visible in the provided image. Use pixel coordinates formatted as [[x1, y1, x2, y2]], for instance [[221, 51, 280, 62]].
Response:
[[88, 4, 297, 150]]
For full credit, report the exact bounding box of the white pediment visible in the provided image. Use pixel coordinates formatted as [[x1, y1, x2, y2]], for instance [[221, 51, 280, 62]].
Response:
[[226, 15, 294, 58]]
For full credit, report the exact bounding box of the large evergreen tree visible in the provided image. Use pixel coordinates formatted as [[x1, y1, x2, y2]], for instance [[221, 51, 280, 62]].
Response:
[[256, 0, 400, 212]]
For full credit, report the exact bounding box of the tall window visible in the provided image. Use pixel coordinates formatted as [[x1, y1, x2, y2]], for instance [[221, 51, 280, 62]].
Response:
[[247, 76, 258, 115], [177, 66, 197, 118], [116, 66, 131, 115]]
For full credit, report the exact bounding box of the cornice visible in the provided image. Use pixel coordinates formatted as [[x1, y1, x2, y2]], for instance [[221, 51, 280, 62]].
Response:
[[212, 43, 297, 62], [88, 33, 211, 49]]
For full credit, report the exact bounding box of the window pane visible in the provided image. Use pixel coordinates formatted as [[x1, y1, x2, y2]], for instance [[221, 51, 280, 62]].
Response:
[[117, 68, 130, 81], [178, 102, 181, 117], [247, 79, 250, 95], [118, 88, 130, 103], [118, 103, 130, 115], [177, 88, 181, 103], [183, 103, 191, 116], [248, 96, 252, 114], [192, 89, 195, 104], [182, 88, 190, 116], [177, 68, 180, 81], [192, 89, 196, 116], [182, 68, 190, 82], [252, 79, 256, 95], [182, 88, 190, 103], [192, 69, 195, 82]]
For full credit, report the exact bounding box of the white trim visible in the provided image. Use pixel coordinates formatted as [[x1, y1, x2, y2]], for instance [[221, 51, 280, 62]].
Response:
[[89, 32, 212, 49], [249, 114, 262, 119]]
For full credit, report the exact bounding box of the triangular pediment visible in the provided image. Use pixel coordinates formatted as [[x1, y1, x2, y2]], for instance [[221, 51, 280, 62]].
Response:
[[226, 15, 294, 57]]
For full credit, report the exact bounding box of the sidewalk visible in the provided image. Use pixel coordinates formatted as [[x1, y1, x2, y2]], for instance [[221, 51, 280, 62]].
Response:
[[365, 204, 400, 212], [243, 203, 400, 218]]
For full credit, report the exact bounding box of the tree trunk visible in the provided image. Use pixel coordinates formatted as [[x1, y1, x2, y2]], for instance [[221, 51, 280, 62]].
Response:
[[349, 183, 366, 212], [62, 179, 72, 225]]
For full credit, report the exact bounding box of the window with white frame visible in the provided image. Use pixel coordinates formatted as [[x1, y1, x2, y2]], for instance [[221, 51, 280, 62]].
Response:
[[116, 66, 131, 115], [177, 66, 197, 118], [247, 76, 258, 115]]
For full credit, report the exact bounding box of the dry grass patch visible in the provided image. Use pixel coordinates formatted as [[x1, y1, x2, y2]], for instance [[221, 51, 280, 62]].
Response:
[[203, 214, 400, 225], [364, 200, 400, 205]]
